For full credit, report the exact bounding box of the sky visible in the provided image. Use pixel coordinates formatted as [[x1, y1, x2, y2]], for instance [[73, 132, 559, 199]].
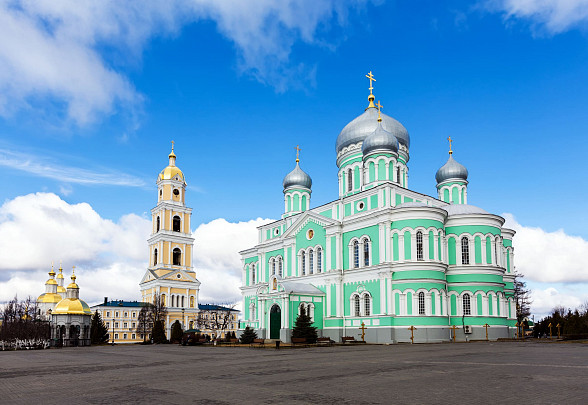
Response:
[[1, 0, 588, 319]]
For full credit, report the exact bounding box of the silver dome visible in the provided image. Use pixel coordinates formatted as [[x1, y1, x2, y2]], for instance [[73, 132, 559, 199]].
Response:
[[336, 107, 409, 154], [443, 204, 488, 215], [283, 163, 312, 190], [435, 155, 468, 184], [362, 121, 399, 156]]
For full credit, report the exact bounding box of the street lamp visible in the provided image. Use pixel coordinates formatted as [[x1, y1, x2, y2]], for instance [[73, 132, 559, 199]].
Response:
[[111, 317, 115, 345], [182, 307, 185, 329]]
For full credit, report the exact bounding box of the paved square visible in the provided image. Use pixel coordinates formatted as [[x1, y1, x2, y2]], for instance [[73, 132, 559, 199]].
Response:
[[1, 341, 586, 404]]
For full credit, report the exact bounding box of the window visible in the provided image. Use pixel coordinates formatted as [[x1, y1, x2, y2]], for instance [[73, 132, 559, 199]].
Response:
[[416, 231, 424, 261], [115, 333, 119, 339], [397, 167, 401, 184], [353, 240, 360, 268], [132, 322, 135, 328], [123, 333, 127, 339], [363, 238, 370, 266], [153, 248, 158, 265], [278, 257, 283, 277], [461, 237, 470, 265], [347, 168, 353, 191], [364, 294, 371, 316], [132, 312, 136, 318], [115, 312, 119, 317], [317, 248, 322, 273], [106, 322, 110, 328], [173, 248, 181, 266], [115, 322, 119, 328], [132, 334, 136, 340], [463, 293, 471, 315], [156, 216, 160, 232], [309, 249, 314, 274], [106, 311, 110, 317], [173, 216, 181, 232], [190, 296, 194, 308], [251, 264, 256, 284], [418, 292, 425, 315], [181, 296, 185, 307], [271, 259, 275, 276], [354, 295, 360, 316], [124, 312, 128, 317], [301, 251, 306, 275], [123, 323, 127, 328]]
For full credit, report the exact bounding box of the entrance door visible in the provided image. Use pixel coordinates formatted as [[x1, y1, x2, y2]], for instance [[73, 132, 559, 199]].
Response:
[[270, 304, 281, 339]]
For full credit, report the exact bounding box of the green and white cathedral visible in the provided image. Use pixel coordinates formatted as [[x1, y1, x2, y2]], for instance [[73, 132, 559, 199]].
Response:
[[240, 76, 516, 343]]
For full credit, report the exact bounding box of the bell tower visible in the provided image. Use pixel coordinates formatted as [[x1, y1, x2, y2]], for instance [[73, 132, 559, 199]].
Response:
[[140, 143, 200, 338]]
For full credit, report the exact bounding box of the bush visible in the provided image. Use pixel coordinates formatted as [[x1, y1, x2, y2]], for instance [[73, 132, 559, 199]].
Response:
[[170, 320, 183, 343], [239, 326, 257, 344], [152, 320, 168, 344], [291, 306, 317, 343]]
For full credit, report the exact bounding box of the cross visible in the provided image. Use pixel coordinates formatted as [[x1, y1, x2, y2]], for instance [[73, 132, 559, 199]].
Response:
[[407, 325, 417, 344], [171, 140, 175, 151], [359, 322, 367, 342], [447, 136, 453, 155], [295, 145, 301, 163], [376, 100, 383, 121], [483, 323, 490, 341], [365, 71, 376, 95], [556, 323, 561, 339], [449, 325, 459, 342]]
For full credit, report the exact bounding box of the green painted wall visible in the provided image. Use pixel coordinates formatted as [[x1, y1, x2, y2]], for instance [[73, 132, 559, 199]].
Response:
[[404, 231, 411, 260], [477, 294, 483, 315], [343, 279, 381, 315], [295, 221, 326, 251], [443, 188, 449, 202], [370, 194, 378, 209], [393, 270, 445, 281], [287, 247, 292, 277], [451, 295, 457, 316], [452, 187, 459, 204], [393, 233, 399, 261], [475, 236, 482, 264], [330, 284, 337, 316], [448, 237, 456, 265], [354, 166, 360, 189], [378, 159, 385, 180], [369, 162, 375, 182], [344, 203, 351, 216], [293, 194, 300, 211], [330, 237, 336, 270], [301, 195, 307, 211], [342, 225, 379, 269], [407, 292, 412, 315], [431, 291, 436, 315], [428, 231, 434, 259], [488, 295, 493, 315], [395, 293, 400, 315], [446, 274, 504, 284], [391, 219, 444, 231], [404, 196, 413, 203], [395, 193, 402, 206], [486, 236, 492, 264], [503, 239, 512, 247], [319, 209, 332, 219], [446, 225, 501, 236]]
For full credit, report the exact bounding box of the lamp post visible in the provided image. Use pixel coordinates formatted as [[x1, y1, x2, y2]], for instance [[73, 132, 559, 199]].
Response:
[[182, 307, 185, 329], [111, 316, 115, 345]]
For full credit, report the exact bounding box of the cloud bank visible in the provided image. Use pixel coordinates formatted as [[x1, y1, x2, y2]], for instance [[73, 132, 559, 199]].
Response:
[[0, 0, 370, 126], [486, 0, 588, 33]]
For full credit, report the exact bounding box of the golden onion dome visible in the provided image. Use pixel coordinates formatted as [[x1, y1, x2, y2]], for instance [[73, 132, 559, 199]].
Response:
[[37, 292, 63, 304], [52, 298, 92, 315], [57, 286, 67, 294], [158, 165, 185, 182], [46, 279, 58, 285]]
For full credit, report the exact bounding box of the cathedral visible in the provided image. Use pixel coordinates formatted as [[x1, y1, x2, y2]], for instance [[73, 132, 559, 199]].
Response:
[[239, 73, 517, 343]]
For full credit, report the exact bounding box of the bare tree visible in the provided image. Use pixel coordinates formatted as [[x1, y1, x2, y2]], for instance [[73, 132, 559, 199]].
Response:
[[196, 304, 237, 339], [513, 270, 532, 322], [1, 296, 50, 350], [150, 293, 168, 324], [135, 304, 154, 343]]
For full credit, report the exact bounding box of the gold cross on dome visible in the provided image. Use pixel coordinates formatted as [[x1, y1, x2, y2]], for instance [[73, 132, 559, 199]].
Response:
[[447, 136, 453, 155], [171, 140, 175, 152], [365, 71, 376, 95], [376, 100, 383, 121], [295, 145, 301, 162]]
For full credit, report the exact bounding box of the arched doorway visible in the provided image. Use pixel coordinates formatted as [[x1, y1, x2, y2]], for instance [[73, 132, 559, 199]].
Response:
[[269, 304, 281, 339]]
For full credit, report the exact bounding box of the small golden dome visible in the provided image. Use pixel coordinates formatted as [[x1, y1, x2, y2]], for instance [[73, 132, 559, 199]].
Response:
[[57, 265, 64, 279], [52, 298, 92, 315], [46, 279, 58, 285], [158, 166, 185, 181], [57, 286, 66, 293], [37, 293, 62, 304]]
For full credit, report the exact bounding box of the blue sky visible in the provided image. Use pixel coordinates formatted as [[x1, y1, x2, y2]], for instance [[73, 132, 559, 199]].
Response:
[[1, 1, 588, 316]]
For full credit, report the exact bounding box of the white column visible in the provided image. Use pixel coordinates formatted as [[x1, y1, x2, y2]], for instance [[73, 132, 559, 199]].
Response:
[[411, 231, 417, 262], [399, 234, 405, 261], [379, 273, 386, 315], [425, 292, 432, 316], [336, 233, 342, 270], [423, 232, 430, 261], [434, 233, 439, 261], [379, 224, 385, 264], [326, 280, 332, 316], [335, 278, 342, 317], [325, 236, 331, 271]]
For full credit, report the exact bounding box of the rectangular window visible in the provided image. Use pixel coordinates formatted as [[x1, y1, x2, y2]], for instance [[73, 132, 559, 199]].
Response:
[[132, 312, 136, 318], [115, 322, 119, 328], [114, 333, 119, 339], [124, 312, 128, 317], [132, 322, 136, 328], [123, 323, 127, 328], [132, 334, 136, 339], [115, 312, 119, 317], [416, 232, 424, 261], [106, 322, 110, 328], [123, 333, 127, 339], [106, 311, 110, 317]]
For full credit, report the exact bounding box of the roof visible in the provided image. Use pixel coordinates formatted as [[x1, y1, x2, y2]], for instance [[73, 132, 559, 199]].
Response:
[[91, 300, 147, 308], [198, 304, 239, 312], [280, 281, 325, 295], [443, 204, 489, 215]]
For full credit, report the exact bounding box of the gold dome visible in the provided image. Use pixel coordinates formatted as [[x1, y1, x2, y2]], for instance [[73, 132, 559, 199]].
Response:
[[158, 166, 185, 181], [57, 286, 66, 293], [46, 279, 58, 285], [37, 292, 63, 304], [52, 298, 92, 315], [57, 265, 64, 279]]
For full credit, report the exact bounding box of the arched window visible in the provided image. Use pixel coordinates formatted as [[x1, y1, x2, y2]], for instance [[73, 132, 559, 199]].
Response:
[[461, 237, 470, 265], [189, 321, 193, 329], [161, 294, 166, 306], [353, 240, 360, 268], [309, 249, 314, 274], [354, 295, 360, 317], [153, 248, 158, 265], [190, 296, 194, 308], [271, 259, 275, 276], [173, 216, 181, 232], [278, 257, 283, 277], [363, 238, 370, 266], [397, 167, 401, 184], [301, 251, 306, 275], [347, 168, 353, 191], [181, 296, 185, 308], [416, 231, 424, 261], [495, 237, 500, 265], [156, 216, 160, 232], [463, 293, 471, 315], [249, 303, 256, 321], [364, 294, 371, 316], [418, 292, 425, 315], [173, 248, 181, 266], [317, 248, 322, 273], [251, 264, 256, 284], [171, 295, 175, 307]]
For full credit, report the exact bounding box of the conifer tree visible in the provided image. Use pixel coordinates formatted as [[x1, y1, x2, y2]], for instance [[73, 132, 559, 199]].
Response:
[[170, 320, 183, 343], [152, 320, 168, 344], [90, 310, 109, 344], [239, 326, 257, 344], [291, 306, 318, 343]]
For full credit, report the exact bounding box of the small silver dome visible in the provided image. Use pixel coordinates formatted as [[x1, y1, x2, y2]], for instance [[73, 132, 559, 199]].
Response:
[[283, 163, 312, 190], [362, 121, 399, 156], [336, 108, 409, 155], [435, 155, 468, 184], [444, 204, 488, 215]]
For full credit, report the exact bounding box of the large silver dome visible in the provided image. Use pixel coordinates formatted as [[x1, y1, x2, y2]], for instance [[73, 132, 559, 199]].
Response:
[[283, 163, 312, 190], [435, 155, 468, 184], [336, 107, 409, 154], [362, 121, 399, 156]]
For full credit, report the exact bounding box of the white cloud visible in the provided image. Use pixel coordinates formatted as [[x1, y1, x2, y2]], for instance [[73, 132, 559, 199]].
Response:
[[0, 1, 370, 125], [0, 148, 147, 187], [529, 284, 588, 318], [486, 0, 588, 33], [503, 213, 588, 283], [0, 192, 270, 310]]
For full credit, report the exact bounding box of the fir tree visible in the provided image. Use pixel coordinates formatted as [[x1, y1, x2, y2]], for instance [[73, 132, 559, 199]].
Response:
[[152, 320, 168, 344], [170, 320, 183, 343], [291, 306, 318, 343], [239, 326, 257, 344], [90, 310, 109, 344]]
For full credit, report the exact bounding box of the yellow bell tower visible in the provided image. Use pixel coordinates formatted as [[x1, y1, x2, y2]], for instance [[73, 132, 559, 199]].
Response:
[[139, 142, 200, 338]]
